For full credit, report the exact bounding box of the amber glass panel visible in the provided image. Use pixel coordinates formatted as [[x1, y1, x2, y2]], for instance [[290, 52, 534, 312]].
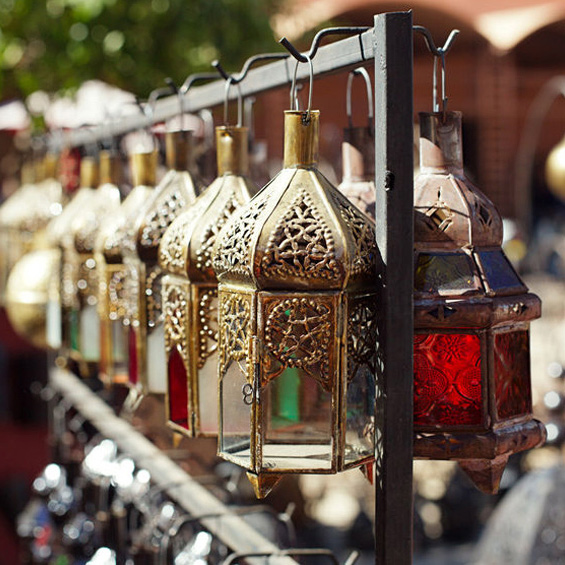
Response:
[[168, 348, 188, 430], [415, 253, 478, 294], [262, 370, 332, 471], [494, 330, 532, 420], [478, 250, 523, 292], [414, 333, 482, 427]]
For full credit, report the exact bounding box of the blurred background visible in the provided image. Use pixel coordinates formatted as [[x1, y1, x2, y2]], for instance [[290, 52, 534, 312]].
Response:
[[1, 0, 565, 563]]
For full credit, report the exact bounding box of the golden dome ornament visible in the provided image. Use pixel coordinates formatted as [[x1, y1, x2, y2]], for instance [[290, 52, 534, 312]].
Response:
[[337, 67, 375, 220], [159, 74, 259, 438], [121, 89, 202, 396], [212, 57, 379, 498]]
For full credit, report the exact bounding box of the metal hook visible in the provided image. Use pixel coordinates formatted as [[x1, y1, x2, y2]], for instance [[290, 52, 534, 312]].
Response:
[[222, 77, 243, 127], [346, 67, 373, 130], [413, 26, 459, 118], [290, 54, 314, 123], [279, 26, 370, 63], [213, 52, 289, 85]]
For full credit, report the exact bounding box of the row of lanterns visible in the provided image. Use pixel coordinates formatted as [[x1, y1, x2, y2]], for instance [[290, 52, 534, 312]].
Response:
[[1, 31, 545, 499]]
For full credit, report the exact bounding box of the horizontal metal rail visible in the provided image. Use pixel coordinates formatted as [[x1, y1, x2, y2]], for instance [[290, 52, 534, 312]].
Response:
[[49, 368, 299, 565], [62, 29, 374, 148]]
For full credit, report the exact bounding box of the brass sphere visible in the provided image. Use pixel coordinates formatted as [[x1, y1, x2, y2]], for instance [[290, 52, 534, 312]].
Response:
[[545, 135, 565, 201], [5, 249, 60, 348]]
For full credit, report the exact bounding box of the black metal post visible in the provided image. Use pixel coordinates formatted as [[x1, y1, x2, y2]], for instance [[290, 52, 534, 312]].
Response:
[[373, 11, 414, 565]]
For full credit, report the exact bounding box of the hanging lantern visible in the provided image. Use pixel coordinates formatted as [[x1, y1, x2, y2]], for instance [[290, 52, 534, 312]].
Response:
[[159, 124, 258, 437], [122, 131, 200, 394], [95, 153, 156, 386], [545, 134, 565, 201], [212, 104, 379, 498], [71, 150, 121, 370], [337, 68, 375, 220], [412, 111, 545, 494]]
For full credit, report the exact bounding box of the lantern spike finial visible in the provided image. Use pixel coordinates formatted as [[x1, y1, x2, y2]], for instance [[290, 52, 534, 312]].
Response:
[[246, 472, 283, 499], [458, 455, 509, 495]]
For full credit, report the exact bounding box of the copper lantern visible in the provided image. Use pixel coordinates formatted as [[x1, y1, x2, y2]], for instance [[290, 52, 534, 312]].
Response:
[[212, 110, 379, 498], [412, 111, 545, 493], [159, 125, 257, 437], [122, 132, 200, 395]]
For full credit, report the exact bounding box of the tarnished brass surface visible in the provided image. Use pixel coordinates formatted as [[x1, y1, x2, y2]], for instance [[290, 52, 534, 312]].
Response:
[[99, 150, 121, 186], [130, 151, 157, 187], [165, 130, 192, 172], [283, 110, 319, 168], [79, 157, 99, 190], [216, 126, 249, 176]]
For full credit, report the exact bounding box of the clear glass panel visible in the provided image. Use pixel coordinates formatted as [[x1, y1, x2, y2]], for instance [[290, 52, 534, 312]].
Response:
[[415, 253, 479, 294], [478, 250, 523, 292], [47, 298, 62, 349], [494, 330, 532, 420], [261, 369, 332, 471], [345, 365, 375, 465], [198, 350, 219, 435], [219, 360, 251, 468], [414, 333, 483, 428], [110, 320, 128, 384], [147, 323, 167, 394], [168, 348, 188, 430], [79, 304, 100, 361]]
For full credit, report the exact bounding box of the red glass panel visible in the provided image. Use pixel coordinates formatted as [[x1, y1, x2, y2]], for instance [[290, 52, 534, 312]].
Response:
[[414, 333, 482, 427], [494, 330, 532, 420], [128, 326, 138, 385], [168, 348, 188, 429]]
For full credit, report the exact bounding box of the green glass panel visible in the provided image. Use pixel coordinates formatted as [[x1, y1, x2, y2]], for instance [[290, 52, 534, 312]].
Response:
[[478, 250, 523, 292], [415, 253, 478, 294]]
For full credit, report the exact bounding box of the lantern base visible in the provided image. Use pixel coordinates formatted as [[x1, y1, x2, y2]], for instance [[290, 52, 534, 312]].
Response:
[[414, 419, 546, 493], [246, 472, 283, 499]]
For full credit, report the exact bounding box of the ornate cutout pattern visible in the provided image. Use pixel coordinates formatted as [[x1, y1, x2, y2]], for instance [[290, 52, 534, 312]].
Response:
[[107, 268, 127, 319], [347, 295, 378, 379], [219, 292, 251, 380], [197, 288, 219, 368], [264, 297, 332, 388], [145, 265, 163, 327], [213, 196, 269, 278], [261, 189, 340, 281], [163, 284, 187, 350], [140, 189, 187, 249]]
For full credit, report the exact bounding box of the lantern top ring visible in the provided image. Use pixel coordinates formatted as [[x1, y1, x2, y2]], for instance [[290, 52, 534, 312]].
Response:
[[223, 77, 243, 127], [290, 54, 314, 123], [346, 67, 373, 129]]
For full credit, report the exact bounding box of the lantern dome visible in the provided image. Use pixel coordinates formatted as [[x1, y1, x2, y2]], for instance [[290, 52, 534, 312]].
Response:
[[414, 111, 503, 251], [214, 111, 377, 292]]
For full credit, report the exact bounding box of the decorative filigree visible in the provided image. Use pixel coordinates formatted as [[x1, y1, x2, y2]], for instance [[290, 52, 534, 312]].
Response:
[[347, 295, 378, 379], [423, 188, 454, 233], [261, 190, 340, 281], [264, 297, 332, 388], [213, 196, 269, 279], [197, 287, 218, 368], [107, 268, 127, 320], [194, 196, 239, 275], [145, 265, 163, 327], [76, 256, 98, 303], [219, 292, 251, 380], [162, 283, 187, 350], [140, 189, 187, 250]]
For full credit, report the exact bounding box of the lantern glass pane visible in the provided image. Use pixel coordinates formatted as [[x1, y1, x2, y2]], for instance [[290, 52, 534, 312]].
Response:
[[111, 320, 127, 365], [345, 364, 375, 464], [197, 350, 219, 435], [168, 348, 188, 430], [147, 323, 167, 394], [494, 329, 532, 420], [79, 304, 100, 361], [128, 326, 138, 385], [261, 369, 332, 471], [415, 253, 479, 294], [414, 333, 483, 427], [220, 360, 251, 467], [478, 250, 523, 292]]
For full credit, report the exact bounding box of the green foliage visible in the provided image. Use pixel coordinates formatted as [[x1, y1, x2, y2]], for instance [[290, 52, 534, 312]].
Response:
[[0, 0, 280, 99]]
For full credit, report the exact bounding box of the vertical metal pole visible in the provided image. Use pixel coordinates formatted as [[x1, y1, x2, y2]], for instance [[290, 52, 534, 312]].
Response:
[[373, 11, 414, 565]]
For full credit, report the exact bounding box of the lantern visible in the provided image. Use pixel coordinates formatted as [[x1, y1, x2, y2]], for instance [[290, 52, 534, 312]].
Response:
[[212, 110, 379, 498], [337, 68, 375, 220], [159, 125, 257, 436], [412, 111, 545, 493], [71, 151, 121, 370], [122, 131, 200, 394], [95, 153, 156, 386]]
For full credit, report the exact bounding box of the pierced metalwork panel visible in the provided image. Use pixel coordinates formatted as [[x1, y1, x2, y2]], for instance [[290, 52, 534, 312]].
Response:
[[414, 333, 484, 428]]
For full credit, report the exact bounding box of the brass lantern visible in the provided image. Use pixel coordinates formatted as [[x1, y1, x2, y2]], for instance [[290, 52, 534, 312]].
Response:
[[122, 131, 200, 395], [95, 153, 156, 386], [159, 125, 258, 437], [412, 111, 545, 493], [212, 110, 379, 498], [71, 151, 121, 370], [337, 68, 375, 220]]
